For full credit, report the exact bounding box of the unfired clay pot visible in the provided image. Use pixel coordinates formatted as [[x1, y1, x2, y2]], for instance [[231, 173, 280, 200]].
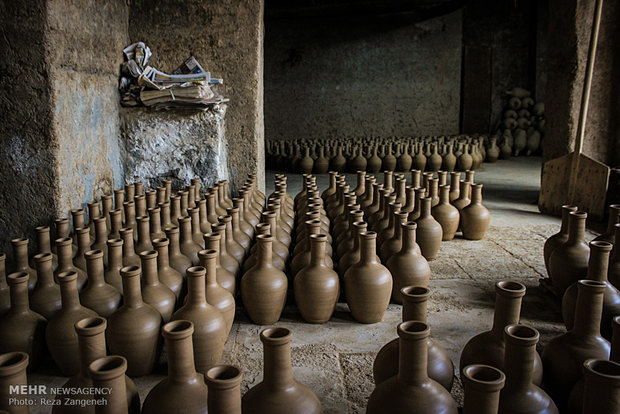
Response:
[[0, 352, 29, 414], [205, 365, 243, 414], [593, 204, 620, 243], [462, 364, 505, 414], [344, 231, 392, 324], [164, 226, 193, 277], [171, 266, 227, 373], [120, 228, 141, 268], [461, 183, 490, 240], [373, 286, 454, 391], [88, 356, 129, 414], [107, 266, 162, 377], [54, 237, 87, 291], [579, 359, 620, 414], [139, 250, 176, 323], [203, 232, 236, 295], [242, 327, 322, 414], [543, 205, 578, 277], [152, 238, 184, 300], [104, 239, 124, 293], [30, 253, 62, 319], [379, 211, 409, 263], [141, 320, 209, 414], [367, 321, 458, 414], [79, 250, 121, 318], [178, 216, 201, 266], [415, 198, 442, 260], [198, 249, 235, 334], [432, 185, 459, 241]]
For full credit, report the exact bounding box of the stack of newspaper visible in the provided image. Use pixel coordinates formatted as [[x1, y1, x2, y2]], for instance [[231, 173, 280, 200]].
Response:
[[119, 42, 228, 110]]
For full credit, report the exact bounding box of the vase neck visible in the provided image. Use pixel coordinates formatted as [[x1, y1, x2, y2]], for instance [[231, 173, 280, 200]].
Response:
[[167, 331, 197, 382], [263, 341, 294, 390], [149, 209, 162, 235], [310, 237, 327, 266], [573, 281, 605, 338], [167, 230, 183, 256], [60, 277, 81, 310], [401, 223, 417, 252], [470, 184, 483, 204], [504, 334, 536, 390], [360, 234, 377, 264], [34, 255, 55, 287], [179, 218, 193, 244], [491, 292, 523, 338], [13, 242, 30, 269], [9, 277, 30, 312], [587, 243, 612, 283], [122, 272, 144, 307], [187, 271, 207, 305], [154, 243, 171, 268], [398, 326, 429, 384], [108, 241, 123, 269], [257, 238, 273, 266], [568, 212, 586, 244], [141, 253, 160, 286], [85, 253, 105, 286], [78, 328, 106, 378], [36, 228, 52, 254]]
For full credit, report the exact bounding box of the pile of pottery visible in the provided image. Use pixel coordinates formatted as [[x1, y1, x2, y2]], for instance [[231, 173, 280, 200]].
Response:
[[493, 87, 545, 157], [266, 135, 493, 174]]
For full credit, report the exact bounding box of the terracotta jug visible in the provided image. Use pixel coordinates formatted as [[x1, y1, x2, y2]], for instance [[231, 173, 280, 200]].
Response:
[[367, 146, 382, 173], [36, 225, 58, 270], [593, 204, 620, 243], [344, 231, 392, 323], [54, 237, 87, 291], [415, 198, 442, 260], [188, 207, 204, 247], [294, 234, 339, 323], [242, 327, 322, 414], [367, 321, 458, 413], [107, 266, 162, 377], [123, 201, 138, 237], [164, 226, 192, 277], [104, 239, 123, 293], [460, 280, 543, 386], [88, 356, 128, 414], [91, 218, 109, 265], [53, 317, 140, 414], [407, 188, 426, 221], [610, 224, 620, 289], [152, 238, 183, 300], [73, 227, 92, 272], [0, 352, 29, 413], [291, 220, 333, 278], [331, 146, 347, 172], [171, 266, 226, 373], [313, 146, 329, 174], [80, 250, 121, 318], [233, 199, 255, 238], [11, 238, 37, 291], [351, 146, 368, 172], [299, 147, 314, 174], [139, 250, 176, 323], [580, 359, 620, 413], [397, 144, 413, 172], [386, 223, 430, 303], [428, 144, 442, 172], [543, 280, 610, 410], [203, 232, 236, 295], [338, 221, 368, 276], [205, 365, 243, 414], [241, 235, 288, 325], [148, 207, 166, 241], [118, 228, 140, 268], [46, 271, 98, 376], [178, 216, 201, 266], [449, 172, 461, 202], [30, 253, 62, 319], [458, 145, 473, 171], [373, 287, 454, 390], [549, 211, 590, 298], [379, 211, 409, 262], [141, 320, 209, 414], [413, 145, 427, 172], [443, 144, 457, 172], [461, 183, 490, 240], [499, 325, 558, 414], [452, 180, 471, 218], [198, 250, 235, 334], [0, 273, 46, 369], [544, 205, 579, 277], [562, 241, 619, 340], [462, 364, 505, 414], [432, 185, 459, 240], [109, 209, 123, 239]]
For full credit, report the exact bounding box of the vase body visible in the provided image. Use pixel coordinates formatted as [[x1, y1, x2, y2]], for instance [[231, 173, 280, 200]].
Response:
[[415, 198, 442, 260], [30, 253, 62, 319], [460, 280, 543, 386], [367, 321, 458, 414], [46, 271, 98, 376], [461, 183, 490, 240], [171, 266, 227, 373], [107, 266, 162, 377], [141, 320, 209, 414], [242, 327, 322, 414], [344, 232, 392, 323], [80, 250, 121, 318], [0, 273, 46, 370], [198, 250, 235, 334], [543, 205, 578, 277], [549, 211, 590, 298], [432, 185, 460, 241], [462, 364, 505, 414], [386, 223, 430, 303], [241, 235, 288, 324], [498, 324, 558, 414], [294, 234, 339, 323], [0, 352, 30, 414], [140, 251, 176, 323]]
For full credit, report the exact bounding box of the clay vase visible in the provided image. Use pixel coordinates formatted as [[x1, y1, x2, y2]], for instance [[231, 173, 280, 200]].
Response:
[[373, 287, 455, 391], [294, 234, 339, 323], [452, 180, 471, 224], [139, 251, 176, 323], [299, 147, 314, 174], [432, 185, 460, 241], [0, 273, 46, 370], [313, 146, 329, 174], [227, 207, 251, 254], [212, 222, 243, 277], [36, 225, 58, 270], [233, 197, 256, 238], [428, 144, 442, 172], [610, 224, 620, 289], [141, 320, 209, 414], [152, 238, 184, 300], [54, 237, 87, 290], [458, 145, 474, 171], [242, 327, 322, 414], [0, 254, 7, 317], [486, 137, 500, 162], [386, 223, 430, 303], [73, 227, 92, 272], [377, 202, 402, 248], [178, 216, 201, 266], [415, 198, 442, 260], [259, 211, 289, 263], [123, 201, 138, 238], [0, 352, 29, 413], [198, 250, 235, 334], [449, 172, 461, 202], [344, 231, 392, 323], [593, 204, 620, 243], [241, 235, 288, 325], [331, 146, 347, 172], [171, 266, 227, 373], [365, 146, 380, 173], [46, 271, 98, 376], [322, 171, 338, 202], [407, 188, 426, 221], [367, 321, 458, 413], [148, 207, 167, 241], [563, 241, 620, 340], [205, 365, 243, 414], [338, 221, 367, 275], [460, 280, 543, 386], [53, 317, 140, 414], [107, 266, 162, 377], [30, 253, 62, 319], [350, 146, 368, 172], [379, 211, 409, 262], [120, 228, 141, 268], [88, 356, 129, 414], [543, 205, 578, 278], [80, 250, 121, 318], [11, 238, 37, 291], [105, 239, 124, 293], [499, 325, 558, 414], [203, 232, 236, 295], [542, 280, 611, 410], [580, 359, 620, 413], [461, 183, 491, 240], [109, 209, 123, 239], [549, 211, 590, 298], [462, 364, 505, 414], [219, 215, 246, 263], [443, 144, 457, 172], [164, 226, 193, 277]]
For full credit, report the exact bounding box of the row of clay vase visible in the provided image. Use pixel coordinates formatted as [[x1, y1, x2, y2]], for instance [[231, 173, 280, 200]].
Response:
[[267, 136, 489, 173], [0, 321, 322, 414]]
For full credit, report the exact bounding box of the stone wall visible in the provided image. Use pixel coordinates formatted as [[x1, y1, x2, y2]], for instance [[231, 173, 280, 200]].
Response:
[[128, 0, 265, 193], [264, 9, 462, 140]]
